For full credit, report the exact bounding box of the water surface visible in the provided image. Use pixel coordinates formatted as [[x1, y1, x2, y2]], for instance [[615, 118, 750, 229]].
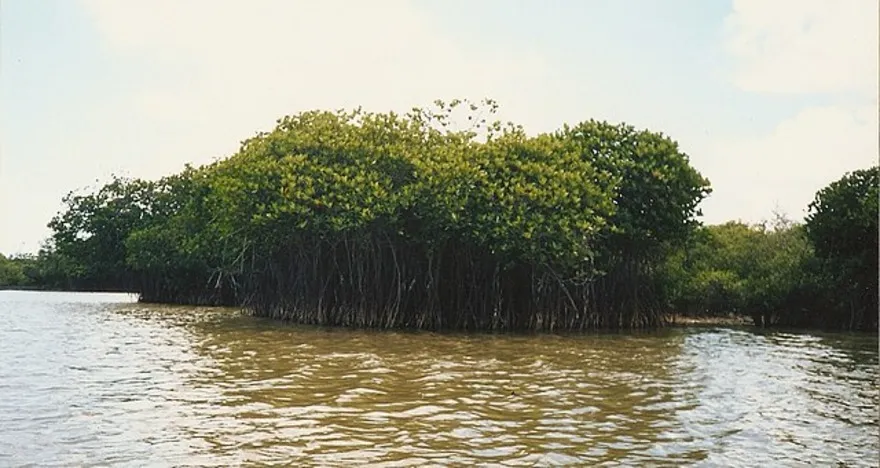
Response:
[[0, 291, 877, 466]]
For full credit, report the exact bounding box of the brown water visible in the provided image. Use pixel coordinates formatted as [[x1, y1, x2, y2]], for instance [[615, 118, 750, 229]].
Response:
[[0, 291, 877, 467]]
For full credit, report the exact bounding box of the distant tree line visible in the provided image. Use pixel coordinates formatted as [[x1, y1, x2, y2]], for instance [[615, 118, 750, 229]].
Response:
[[0, 254, 30, 287], [660, 166, 878, 331], [4, 100, 876, 331]]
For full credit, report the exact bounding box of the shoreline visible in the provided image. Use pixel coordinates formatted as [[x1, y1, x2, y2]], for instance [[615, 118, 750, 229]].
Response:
[[0, 289, 781, 330], [666, 314, 754, 327], [0, 286, 137, 294]]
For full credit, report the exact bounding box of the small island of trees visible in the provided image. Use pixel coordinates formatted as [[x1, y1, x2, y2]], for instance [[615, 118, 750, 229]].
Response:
[[2, 100, 876, 332]]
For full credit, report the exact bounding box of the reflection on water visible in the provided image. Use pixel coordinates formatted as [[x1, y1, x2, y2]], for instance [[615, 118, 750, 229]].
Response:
[[0, 291, 877, 467]]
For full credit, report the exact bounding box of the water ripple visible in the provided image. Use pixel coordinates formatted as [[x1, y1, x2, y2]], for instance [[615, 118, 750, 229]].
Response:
[[0, 291, 877, 467]]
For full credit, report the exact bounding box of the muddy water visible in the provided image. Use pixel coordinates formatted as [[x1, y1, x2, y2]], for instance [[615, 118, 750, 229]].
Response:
[[0, 291, 877, 467]]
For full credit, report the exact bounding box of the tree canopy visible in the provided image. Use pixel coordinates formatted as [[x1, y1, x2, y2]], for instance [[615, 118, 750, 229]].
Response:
[[26, 100, 876, 331], [35, 100, 711, 330], [803, 167, 878, 330]]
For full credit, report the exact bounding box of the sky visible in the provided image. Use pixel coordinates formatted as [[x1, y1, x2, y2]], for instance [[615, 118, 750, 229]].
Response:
[[0, 0, 877, 255]]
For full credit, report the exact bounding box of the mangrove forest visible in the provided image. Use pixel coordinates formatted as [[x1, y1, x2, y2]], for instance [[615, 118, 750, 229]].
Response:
[[5, 100, 877, 332]]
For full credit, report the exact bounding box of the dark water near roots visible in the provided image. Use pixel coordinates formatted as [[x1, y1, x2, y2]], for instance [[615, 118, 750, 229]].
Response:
[[0, 291, 877, 467]]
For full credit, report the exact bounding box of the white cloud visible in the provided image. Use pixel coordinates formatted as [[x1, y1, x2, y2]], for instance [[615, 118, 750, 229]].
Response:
[[699, 104, 878, 223], [724, 0, 878, 98], [708, 0, 879, 224], [81, 0, 555, 178]]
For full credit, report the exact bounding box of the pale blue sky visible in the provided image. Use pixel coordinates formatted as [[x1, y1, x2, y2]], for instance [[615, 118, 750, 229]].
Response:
[[1, 0, 877, 254]]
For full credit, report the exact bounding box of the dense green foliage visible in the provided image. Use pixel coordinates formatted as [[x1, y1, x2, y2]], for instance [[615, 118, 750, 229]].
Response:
[[46, 177, 159, 291], [803, 167, 878, 330], [17, 100, 875, 332], [0, 254, 28, 287], [661, 216, 814, 322], [0, 249, 76, 289], [665, 167, 878, 331], [29, 100, 710, 330]]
